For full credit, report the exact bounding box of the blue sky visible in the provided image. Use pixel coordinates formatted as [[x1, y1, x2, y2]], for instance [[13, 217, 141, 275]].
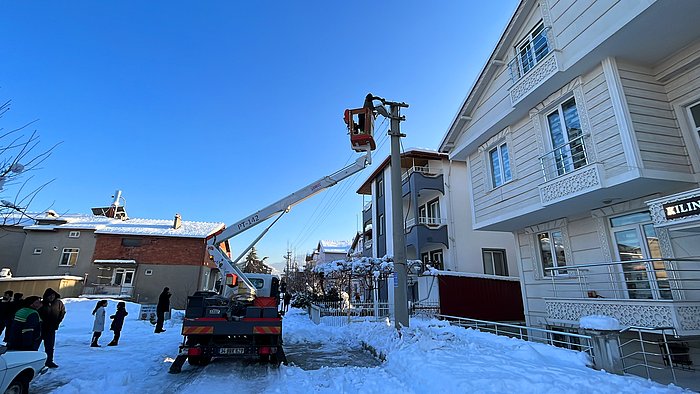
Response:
[[0, 1, 517, 269]]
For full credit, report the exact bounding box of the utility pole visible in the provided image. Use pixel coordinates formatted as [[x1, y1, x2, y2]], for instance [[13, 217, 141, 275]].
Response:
[[387, 99, 410, 329]]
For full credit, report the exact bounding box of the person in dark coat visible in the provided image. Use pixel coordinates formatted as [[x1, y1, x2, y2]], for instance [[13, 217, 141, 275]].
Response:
[[6, 296, 42, 351], [0, 290, 14, 336], [3, 292, 23, 342], [155, 287, 171, 333], [38, 288, 66, 368], [108, 302, 128, 346], [283, 292, 292, 313]]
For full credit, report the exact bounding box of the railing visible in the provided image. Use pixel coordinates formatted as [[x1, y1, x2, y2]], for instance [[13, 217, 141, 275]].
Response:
[[363, 201, 372, 211], [543, 258, 700, 301], [310, 301, 391, 327], [401, 166, 442, 182], [436, 314, 594, 357], [539, 133, 589, 182], [618, 326, 697, 386], [508, 27, 551, 83], [364, 239, 373, 249], [405, 217, 447, 229], [82, 285, 134, 297]]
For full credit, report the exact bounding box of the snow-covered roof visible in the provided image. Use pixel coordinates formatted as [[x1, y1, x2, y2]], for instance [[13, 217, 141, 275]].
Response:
[[318, 240, 351, 254], [21, 213, 224, 239], [0, 275, 84, 282], [0, 212, 40, 227], [94, 259, 137, 265], [95, 218, 224, 238]]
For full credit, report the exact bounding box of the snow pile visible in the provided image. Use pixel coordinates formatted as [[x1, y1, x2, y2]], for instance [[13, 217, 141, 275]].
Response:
[[29, 299, 687, 393], [579, 315, 622, 331]]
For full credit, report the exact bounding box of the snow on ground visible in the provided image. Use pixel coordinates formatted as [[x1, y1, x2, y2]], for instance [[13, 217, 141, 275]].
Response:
[[29, 298, 689, 394]]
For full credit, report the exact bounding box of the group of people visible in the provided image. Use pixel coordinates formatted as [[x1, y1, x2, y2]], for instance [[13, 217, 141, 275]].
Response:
[[0, 288, 65, 369], [90, 300, 128, 347]]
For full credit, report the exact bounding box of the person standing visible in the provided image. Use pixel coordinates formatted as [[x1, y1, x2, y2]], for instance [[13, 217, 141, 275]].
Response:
[[6, 296, 42, 351], [283, 292, 292, 313], [91, 300, 108, 347], [4, 292, 23, 342], [108, 302, 128, 346], [155, 287, 171, 333], [0, 290, 14, 336], [38, 288, 66, 368]]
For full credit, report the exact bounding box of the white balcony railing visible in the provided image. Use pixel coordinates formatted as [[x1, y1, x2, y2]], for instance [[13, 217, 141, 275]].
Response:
[[539, 133, 589, 182], [405, 217, 447, 229], [363, 201, 372, 211], [401, 166, 442, 182], [508, 26, 551, 83], [364, 239, 373, 249], [542, 258, 700, 301]]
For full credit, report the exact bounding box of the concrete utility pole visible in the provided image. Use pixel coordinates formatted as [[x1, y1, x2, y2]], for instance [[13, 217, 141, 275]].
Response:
[[385, 99, 410, 329]]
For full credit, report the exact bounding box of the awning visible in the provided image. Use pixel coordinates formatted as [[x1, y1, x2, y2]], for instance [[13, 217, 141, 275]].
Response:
[[93, 259, 137, 265]]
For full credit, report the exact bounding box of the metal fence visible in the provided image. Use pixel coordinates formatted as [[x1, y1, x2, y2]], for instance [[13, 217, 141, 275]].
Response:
[[619, 326, 697, 385], [436, 314, 594, 357], [82, 284, 134, 297], [310, 301, 391, 327]]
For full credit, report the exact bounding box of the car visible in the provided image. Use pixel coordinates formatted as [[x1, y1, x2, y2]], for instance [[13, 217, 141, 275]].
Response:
[[0, 346, 47, 394]]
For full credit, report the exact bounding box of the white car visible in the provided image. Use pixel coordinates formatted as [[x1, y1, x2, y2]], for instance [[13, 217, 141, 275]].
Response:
[[0, 346, 47, 394]]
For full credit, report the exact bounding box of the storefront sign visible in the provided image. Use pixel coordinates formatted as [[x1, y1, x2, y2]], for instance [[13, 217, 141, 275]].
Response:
[[662, 196, 700, 220]]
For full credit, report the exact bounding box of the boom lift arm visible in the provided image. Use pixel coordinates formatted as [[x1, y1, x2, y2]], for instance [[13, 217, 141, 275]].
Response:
[[207, 149, 372, 297]]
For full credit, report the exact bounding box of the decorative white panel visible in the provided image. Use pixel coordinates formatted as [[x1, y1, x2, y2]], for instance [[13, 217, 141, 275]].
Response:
[[677, 306, 700, 331], [539, 164, 603, 205], [510, 53, 560, 105], [546, 300, 673, 327]]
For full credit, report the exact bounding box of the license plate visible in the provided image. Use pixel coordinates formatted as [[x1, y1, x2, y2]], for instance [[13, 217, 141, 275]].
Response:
[[219, 347, 245, 355]]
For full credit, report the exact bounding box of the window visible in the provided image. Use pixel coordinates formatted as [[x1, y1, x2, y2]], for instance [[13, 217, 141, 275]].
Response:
[[68, 231, 80, 238], [113, 268, 135, 286], [538, 231, 567, 276], [546, 97, 586, 176], [482, 249, 509, 276], [378, 214, 385, 236], [377, 178, 384, 197], [33, 248, 42, 255], [121, 238, 143, 247], [689, 101, 700, 133], [250, 278, 265, 289], [144, 269, 153, 276], [59, 248, 79, 266], [422, 249, 444, 270], [517, 21, 549, 75], [489, 143, 512, 187]]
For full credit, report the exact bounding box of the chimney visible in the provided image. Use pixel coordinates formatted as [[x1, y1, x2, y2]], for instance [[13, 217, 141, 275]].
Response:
[[173, 213, 182, 229]]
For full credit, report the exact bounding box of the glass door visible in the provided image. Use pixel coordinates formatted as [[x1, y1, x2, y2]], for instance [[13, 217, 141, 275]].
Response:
[[611, 212, 670, 299]]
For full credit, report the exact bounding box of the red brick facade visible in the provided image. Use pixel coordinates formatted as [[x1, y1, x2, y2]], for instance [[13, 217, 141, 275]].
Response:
[[93, 234, 209, 266]]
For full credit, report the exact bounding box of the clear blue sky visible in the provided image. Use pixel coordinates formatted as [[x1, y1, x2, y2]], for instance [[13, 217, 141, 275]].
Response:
[[0, 1, 517, 270]]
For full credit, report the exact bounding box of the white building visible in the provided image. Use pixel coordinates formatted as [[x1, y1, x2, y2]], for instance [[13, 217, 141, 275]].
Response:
[[439, 0, 700, 384]]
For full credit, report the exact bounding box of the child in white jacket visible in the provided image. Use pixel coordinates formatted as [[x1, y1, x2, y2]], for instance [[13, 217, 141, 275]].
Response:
[[90, 300, 108, 347]]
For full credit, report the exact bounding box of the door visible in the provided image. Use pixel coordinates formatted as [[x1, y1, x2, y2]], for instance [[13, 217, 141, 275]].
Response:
[[611, 212, 671, 299], [113, 268, 136, 295]]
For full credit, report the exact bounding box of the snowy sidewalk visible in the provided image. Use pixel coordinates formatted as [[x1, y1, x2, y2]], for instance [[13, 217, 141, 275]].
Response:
[[30, 299, 690, 393]]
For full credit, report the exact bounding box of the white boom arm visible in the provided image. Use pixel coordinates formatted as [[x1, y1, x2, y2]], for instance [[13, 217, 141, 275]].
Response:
[[207, 149, 372, 296]]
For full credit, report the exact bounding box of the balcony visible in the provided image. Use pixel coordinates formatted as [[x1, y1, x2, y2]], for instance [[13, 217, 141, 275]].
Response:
[[401, 168, 444, 197], [82, 285, 134, 298], [404, 217, 448, 251], [507, 27, 560, 106], [540, 258, 700, 336]]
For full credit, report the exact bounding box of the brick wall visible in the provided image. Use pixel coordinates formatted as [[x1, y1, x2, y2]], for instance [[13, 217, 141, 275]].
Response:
[[93, 234, 207, 265]]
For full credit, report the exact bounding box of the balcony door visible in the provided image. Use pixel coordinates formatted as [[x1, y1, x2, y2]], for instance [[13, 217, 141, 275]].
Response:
[[610, 212, 671, 299], [113, 268, 135, 291]]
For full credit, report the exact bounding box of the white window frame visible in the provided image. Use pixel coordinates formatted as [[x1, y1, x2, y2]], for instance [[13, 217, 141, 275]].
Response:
[[113, 268, 135, 286], [544, 97, 586, 177], [378, 214, 384, 236], [377, 178, 384, 198], [489, 142, 512, 188], [144, 269, 153, 276], [482, 249, 509, 276], [59, 248, 79, 266], [68, 231, 81, 238], [688, 100, 700, 134], [33, 248, 42, 255], [537, 230, 568, 276], [516, 21, 549, 76]]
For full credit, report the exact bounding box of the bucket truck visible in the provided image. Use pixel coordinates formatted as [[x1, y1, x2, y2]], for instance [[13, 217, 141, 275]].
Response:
[[169, 104, 376, 373]]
